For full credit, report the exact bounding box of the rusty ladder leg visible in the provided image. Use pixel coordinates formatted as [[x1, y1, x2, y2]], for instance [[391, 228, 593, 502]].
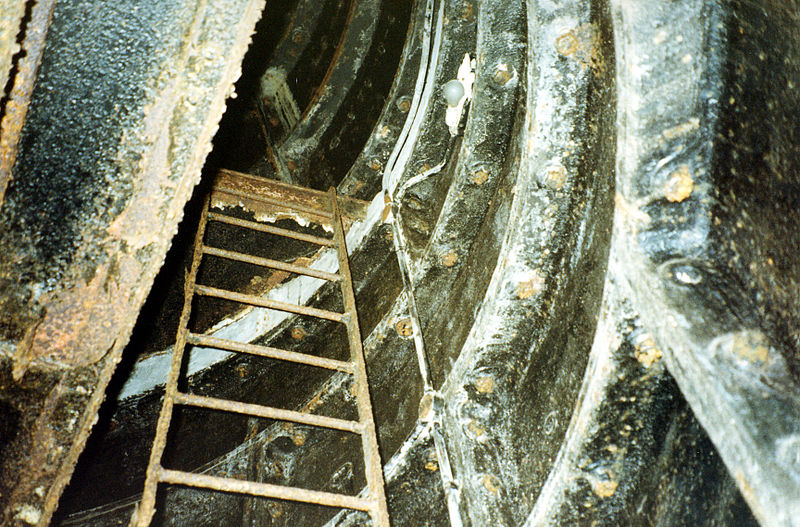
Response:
[[329, 187, 391, 527], [129, 195, 211, 527]]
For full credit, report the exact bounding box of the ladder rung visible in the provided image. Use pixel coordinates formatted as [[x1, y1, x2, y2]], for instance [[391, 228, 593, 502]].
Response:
[[207, 212, 335, 247], [172, 392, 363, 433], [213, 187, 334, 219], [194, 284, 346, 323], [186, 333, 354, 373], [158, 468, 374, 511], [201, 246, 341, 282]]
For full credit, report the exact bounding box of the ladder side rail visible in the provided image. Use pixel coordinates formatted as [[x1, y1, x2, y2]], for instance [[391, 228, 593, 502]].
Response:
[[329, 187, 391, 527], [131, 196, 212, 527]]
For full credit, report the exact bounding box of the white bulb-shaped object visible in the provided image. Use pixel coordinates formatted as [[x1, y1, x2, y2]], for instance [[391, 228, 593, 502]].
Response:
[[443, 79, 465, 107]]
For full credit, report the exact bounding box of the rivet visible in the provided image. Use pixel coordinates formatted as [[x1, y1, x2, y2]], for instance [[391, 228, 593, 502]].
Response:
[[482, 474, 500, 493], [543, 163, 567, 190], [556, 31, 579, 56], [663, 165, 694, 202], [395, 318, 413, 337], [397, 96, 411, 112], [471, 167, 489, 185], [441, 250, 458, 267], [492, 63, 512, 85]]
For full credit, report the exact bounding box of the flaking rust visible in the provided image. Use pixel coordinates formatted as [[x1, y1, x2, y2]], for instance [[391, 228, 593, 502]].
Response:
[[0, 0, 57, 205]]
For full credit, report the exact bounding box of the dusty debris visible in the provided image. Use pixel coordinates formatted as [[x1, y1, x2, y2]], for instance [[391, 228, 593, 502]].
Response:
[[13, 504, 41, 525]]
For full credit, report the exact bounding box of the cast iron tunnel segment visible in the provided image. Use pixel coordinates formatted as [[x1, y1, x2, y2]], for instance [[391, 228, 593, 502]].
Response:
[[130, 173, 390, 526]]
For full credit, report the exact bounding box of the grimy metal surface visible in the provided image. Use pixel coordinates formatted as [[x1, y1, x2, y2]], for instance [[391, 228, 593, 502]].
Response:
[[133, 176, 390, 526], [0, 0, 57, 205], [0, 1, 269, 522]]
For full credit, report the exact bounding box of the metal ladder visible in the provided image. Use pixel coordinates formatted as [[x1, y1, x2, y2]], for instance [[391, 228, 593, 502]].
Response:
[[130, 178, 390, 527]]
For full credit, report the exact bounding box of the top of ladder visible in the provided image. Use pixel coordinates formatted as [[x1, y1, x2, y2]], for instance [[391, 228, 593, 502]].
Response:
[[211, 169, 371, 225]]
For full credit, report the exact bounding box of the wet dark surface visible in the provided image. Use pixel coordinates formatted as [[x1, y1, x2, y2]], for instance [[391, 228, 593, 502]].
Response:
[[710, 0, 800, 380]]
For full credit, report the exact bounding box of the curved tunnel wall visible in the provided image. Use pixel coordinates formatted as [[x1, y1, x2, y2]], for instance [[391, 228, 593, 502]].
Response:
[[1, 0, 799, 526]]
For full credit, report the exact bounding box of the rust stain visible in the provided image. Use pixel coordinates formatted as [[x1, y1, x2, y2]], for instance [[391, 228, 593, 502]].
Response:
[[470, 168, 489, 185], [425, 450, 439, 471], [397, 97, 411, 112], [662, 118, 700, 140], [731, 332, 770, 364], [214, 168, 370, 221], [492, 63, 512, 85], [291, 326, 306, 340], [299, 0, 357, 120], [467, 420, 486, 438], [418, 392, 433, 420], [543, 164, 567, 190], [461, 1, 473, 20], [556, 24, 605, 75], [15, 255, 143, 371], [292, 431, 306, 446]]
